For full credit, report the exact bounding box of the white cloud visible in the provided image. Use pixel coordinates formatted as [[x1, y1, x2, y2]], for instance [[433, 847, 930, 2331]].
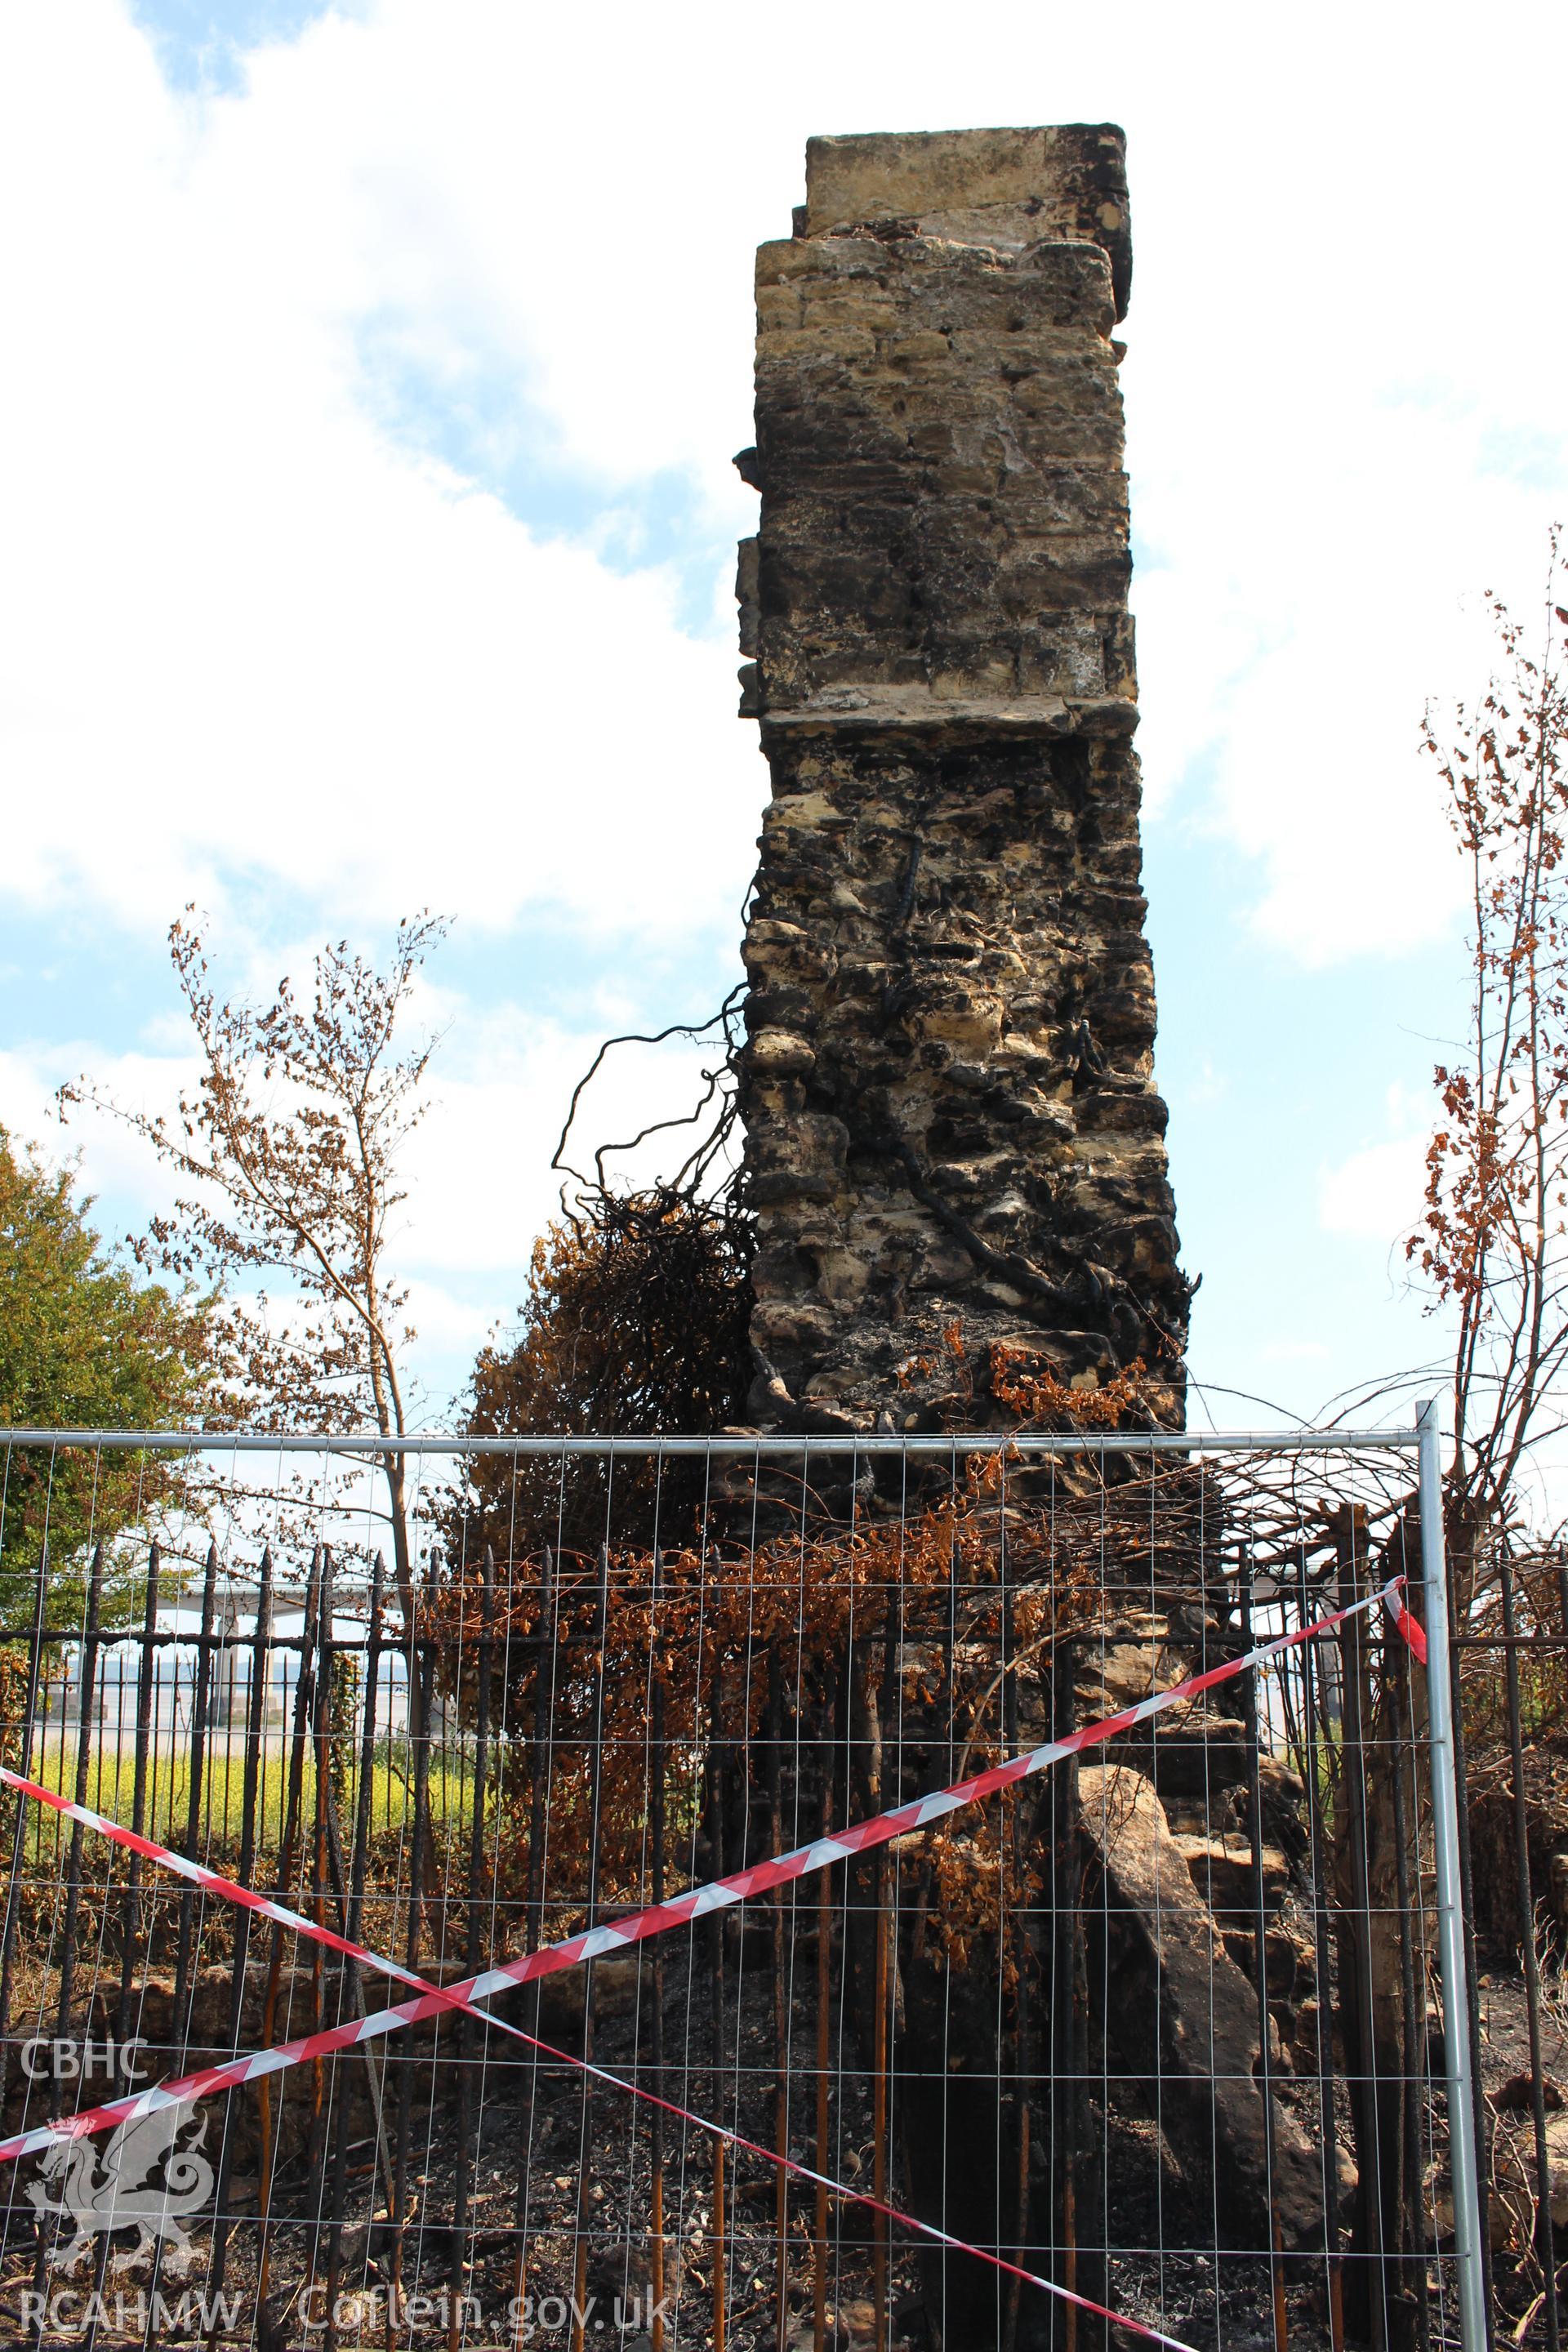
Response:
[[399, 1004, 738, 1280], [1131, 403, 1548, 964], [2, 0, 1564, 973], [1, 0, 1562, 1444], [1320, 1134, 1428, 1245], [0, 0, 760, 948], [0, 1043, 199, 1229], [401, 1275, 494, 1363], [2, 984, 737, 1405]]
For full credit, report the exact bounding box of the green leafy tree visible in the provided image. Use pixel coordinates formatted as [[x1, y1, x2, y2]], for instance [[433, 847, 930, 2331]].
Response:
[[0, 1127, 211, 1619]]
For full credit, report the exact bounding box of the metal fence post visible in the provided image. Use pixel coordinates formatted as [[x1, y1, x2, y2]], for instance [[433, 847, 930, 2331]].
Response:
[[1417, 1396, 1488, 2352]]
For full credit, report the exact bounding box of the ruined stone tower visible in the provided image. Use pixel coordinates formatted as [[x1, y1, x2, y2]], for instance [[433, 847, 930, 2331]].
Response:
[[735, 126, 1187, 1432]]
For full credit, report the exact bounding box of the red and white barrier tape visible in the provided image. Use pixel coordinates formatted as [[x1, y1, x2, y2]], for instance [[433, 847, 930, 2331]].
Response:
[[0, 1570, 1419, 2180], [0, 1813, 1203, 2346], [1384, 1581, 1429, 1663]]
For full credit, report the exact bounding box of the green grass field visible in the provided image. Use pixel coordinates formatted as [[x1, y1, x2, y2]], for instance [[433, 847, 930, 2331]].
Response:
[[21, 1733, 479, 1862]]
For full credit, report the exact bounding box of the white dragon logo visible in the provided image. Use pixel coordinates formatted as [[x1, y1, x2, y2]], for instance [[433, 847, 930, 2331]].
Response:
[[27, 2102, 214, 2274]]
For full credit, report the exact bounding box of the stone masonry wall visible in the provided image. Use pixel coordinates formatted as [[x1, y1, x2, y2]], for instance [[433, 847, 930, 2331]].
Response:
[[736, 127, 1188, 1432]]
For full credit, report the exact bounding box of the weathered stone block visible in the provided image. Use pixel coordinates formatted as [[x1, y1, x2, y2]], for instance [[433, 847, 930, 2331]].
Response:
[[804, 125, 1133, 318], [1080, 1764, 1324, 2247]]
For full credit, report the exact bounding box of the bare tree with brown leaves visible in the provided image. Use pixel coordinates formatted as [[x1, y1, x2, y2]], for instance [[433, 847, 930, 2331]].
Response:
[[62, 909, 447, 1628], [1393, 539, 1568, 2340], [1409, 534, 1568, 1565]]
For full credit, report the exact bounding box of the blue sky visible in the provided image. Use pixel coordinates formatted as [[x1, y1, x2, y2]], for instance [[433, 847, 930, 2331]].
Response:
[[2, 0, 1562, 1441]]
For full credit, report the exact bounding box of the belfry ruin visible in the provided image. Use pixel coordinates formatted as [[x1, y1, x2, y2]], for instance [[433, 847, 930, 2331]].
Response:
[[727, 133, 1334, 2332], [735, 126, 1187, 1433]]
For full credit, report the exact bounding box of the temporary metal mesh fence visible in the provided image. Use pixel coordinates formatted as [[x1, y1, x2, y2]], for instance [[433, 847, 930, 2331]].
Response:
[[0, 1421, 1486, 2352]]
